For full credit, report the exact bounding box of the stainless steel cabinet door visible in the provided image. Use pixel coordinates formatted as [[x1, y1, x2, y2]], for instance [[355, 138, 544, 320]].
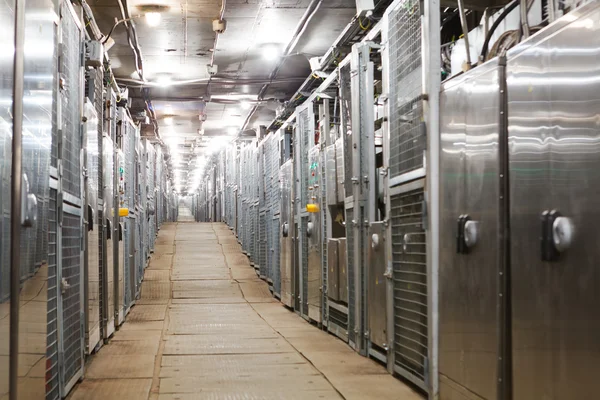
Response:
[[507, 4, 600, 399], [279, 160, 293, 307], [439, 60, 502, 400]]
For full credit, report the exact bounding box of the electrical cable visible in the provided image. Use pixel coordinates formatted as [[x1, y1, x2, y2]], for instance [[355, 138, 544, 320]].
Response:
[[102, 17, 132, 44], [116, 0, 145, 81], [480, 0, 520, 61], [241, 0, 323, 133]]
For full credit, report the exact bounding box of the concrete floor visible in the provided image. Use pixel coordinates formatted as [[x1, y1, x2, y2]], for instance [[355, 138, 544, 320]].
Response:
[[69, 222, 422, 400]]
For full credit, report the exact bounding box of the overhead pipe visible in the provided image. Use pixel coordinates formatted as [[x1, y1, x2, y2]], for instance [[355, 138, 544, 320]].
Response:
[[117, 76, 307, 87], [479, 0, 520, 62], [520, 0, 530, 38], [9, 0, 26, 396], [457, 0, 472, 68], [80, 0, 122, 94], [241, 0, 323, 133]]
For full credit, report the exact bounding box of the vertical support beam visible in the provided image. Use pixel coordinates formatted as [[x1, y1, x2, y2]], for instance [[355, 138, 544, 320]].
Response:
[[350, 42, 375, 355], [423, 0, 441, 398], [9, 0, 26, 396], [380, 9, 395, 374]]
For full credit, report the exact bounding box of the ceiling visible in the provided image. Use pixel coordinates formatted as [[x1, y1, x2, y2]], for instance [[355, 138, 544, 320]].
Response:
[[90, 0, 358, 193]]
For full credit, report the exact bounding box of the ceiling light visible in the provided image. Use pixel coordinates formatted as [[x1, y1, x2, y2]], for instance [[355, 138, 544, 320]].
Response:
[[156, 75, 172, 87], [145, 12, 162, 27], [164, 116, 174, 125], [228, 127, 238, 136], [241, 101, 251, 110], [263, 45, 280, 61]]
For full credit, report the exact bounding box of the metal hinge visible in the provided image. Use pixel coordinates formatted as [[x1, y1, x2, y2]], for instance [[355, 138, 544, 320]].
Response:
[[422, 199, 429, 230], [384, 261, 393, 280]]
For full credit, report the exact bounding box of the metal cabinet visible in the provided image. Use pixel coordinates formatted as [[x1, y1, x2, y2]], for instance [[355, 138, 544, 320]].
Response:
[[507, 5, 600, 398], [84, 102, 101, 354], [279, 160, 294, 307], [307, 146, 322, 322], [55, 2, 86, 395], [439, 59, 503, 400], [103, 135, 117, 333], [368, 222, 387, 351]]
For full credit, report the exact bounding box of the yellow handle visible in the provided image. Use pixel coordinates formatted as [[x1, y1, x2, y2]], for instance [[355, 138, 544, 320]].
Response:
[[118, 208, 129, 217], [306, 204, 320, 213]]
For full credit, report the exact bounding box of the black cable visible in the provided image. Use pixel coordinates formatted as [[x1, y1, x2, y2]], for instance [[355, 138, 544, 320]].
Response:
[[102, 17, 131, 44], [480, 0, 520, 61]]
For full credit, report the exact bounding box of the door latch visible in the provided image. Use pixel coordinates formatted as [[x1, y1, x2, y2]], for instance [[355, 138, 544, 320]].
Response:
[[61, 278, 71, 294], [457, 214, 479, 254], [541, 210, 574, 261], [21, 173, 37, 228]]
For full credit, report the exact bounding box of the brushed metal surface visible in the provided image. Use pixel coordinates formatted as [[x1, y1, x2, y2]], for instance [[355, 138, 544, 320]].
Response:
[[279, 161, 294, 308], [17, 0, 56, 396], [85, 104, 101, 353], [327, 239, 340, 302], [507, 4, 600, 398], [338, 238, 349, 304], [368, 222, 387, 349], [307, 146, 322, 322], [439, 59, 502, 400], [103, 135, 116, 332], [0, 0, 13, 396], [335, 138, 345, 204], [325, 144, 338, 206]]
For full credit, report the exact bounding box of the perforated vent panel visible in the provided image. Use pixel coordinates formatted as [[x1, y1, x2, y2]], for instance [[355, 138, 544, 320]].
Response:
[[259, 212, 267, 276], [46, 188, 59, 400], [391, 188, 428, 384], [345, 207, 355, 344], [340, 64, 354, 195], [61, 211, 83, 388], [329, 306, 348, 331], [301, 216, 309, 316], [60, 6, 82, 197], [388, 0, 425, 178], [298, 109, 310, 208], [272, 217, 281, 295]]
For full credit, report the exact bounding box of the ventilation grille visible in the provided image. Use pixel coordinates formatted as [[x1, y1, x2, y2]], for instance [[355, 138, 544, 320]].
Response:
[[124, 219, 132, 306], [272, 217, 281, 295], [388, 0, 424, 178], [51, 28, 58, 169], [340, 64, 354, 196], [270, 138, 280, 214], [299, 109, 310, 208], [253, 204, 259, 263], [321, 151, 328, 322], [266, 210, 272, 281], [391, 188, 428, 384], [61, 212, 83, 388], [97, 208, 104, 338], [346, 207, 355, 344], [60, 7, 82, 197], [259, 212, 267, 276], [46, 188, 59, 400], [94, 72, 104, 198], [301, 217, 309, 315], [329, 306, 348, 331]]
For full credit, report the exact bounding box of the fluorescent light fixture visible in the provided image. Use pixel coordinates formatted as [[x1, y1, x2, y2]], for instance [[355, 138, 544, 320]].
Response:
[[156, 75, 172, 87], [241, 101, 251, 110], [164, 116, 174, 125], [228, 127, 238, 136], [263, 45, 280, 61], [145, 12, 162, 27]]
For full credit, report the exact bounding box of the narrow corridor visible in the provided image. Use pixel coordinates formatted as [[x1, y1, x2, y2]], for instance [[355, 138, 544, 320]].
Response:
[[69, 222, 420, 400]]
